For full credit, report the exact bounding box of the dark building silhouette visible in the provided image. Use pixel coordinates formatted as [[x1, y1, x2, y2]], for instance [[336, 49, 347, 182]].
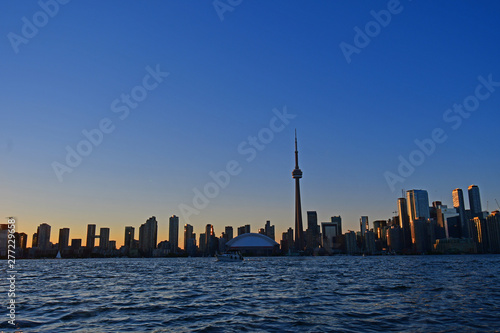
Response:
[[468, 185, 482, 217], [225, 226, 233, 241], [264, 221, 275, 241], [58, 228, 70, 252], [453, 188, 468, 238], [139, 216, 158, 255], [124, 226, 134, 249], [184, 224, 194, 252], [86, 224, 96, 250], [99, 228, 110, 250], [292, 131, 305, 251], [169, 215, 179, 253], [306, 211, 320, 250], [37, 223, 51, 250]]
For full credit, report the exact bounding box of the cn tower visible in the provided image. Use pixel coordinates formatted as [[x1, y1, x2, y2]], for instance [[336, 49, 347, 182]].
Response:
[[292, 130, 305, 251]]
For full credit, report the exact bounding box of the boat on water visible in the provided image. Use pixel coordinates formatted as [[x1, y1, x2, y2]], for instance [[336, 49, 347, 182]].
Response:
[[56, 251, 62, 259], [216, 250, 243, 262]]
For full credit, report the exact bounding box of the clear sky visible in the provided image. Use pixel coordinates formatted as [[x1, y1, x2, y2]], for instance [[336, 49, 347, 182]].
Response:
[[1, 1, 499, 248]]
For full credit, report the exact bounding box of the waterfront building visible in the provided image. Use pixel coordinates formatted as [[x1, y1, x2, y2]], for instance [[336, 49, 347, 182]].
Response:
[[306, 211, 320, 249], [169, 215, 179, 253], [407, 190, 430, 222], [124, 226, 135, 249], [225, 233, 279, 256], [139, 216, 158, 255], [264, 220, 275, 241], [99, 228, 110, 250], [184, 224, 194, 251], [452, 188, 469, 238], [397, 197, 412, 250], [345, 231, 358, 255], [486, 211, 500, 253], [58, 228, 70, 252], [364, 230, 376, 254], [225, 226, 233, 241], [468, 185, 482, 217], [411, 218, 427, 253], [360, 216, 369, 234], [37, 223, 51, 250], [86, 224, 96, 249]]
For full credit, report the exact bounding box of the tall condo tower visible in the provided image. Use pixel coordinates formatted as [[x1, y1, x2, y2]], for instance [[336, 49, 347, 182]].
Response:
[[468, 185, 482, 217], [292, 130, 305, 250]]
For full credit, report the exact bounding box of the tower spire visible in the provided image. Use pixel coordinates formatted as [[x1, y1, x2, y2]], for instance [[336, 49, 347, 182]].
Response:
[[295, 129, 299, 169], [292, 130, 304, 251]]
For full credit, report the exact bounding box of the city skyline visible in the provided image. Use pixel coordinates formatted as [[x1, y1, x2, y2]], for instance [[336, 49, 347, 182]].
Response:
[[12, 181, 498, 250], [1, 1, 499, 248]]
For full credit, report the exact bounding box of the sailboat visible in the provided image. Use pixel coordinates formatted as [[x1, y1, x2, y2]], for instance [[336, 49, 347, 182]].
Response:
[[56, 251, 62, 259]]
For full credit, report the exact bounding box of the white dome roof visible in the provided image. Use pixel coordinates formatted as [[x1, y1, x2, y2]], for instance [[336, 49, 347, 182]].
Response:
[[226, 233, 278, 249]]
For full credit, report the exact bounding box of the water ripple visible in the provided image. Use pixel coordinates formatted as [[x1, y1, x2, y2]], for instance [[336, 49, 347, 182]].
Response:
[[2, 255, 500, 331]]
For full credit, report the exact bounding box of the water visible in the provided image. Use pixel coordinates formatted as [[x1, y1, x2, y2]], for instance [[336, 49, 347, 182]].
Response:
[[2, 255, 500, 332]]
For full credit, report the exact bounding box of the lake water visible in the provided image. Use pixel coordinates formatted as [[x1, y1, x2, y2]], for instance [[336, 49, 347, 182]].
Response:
[[2, 255, 500, 332]]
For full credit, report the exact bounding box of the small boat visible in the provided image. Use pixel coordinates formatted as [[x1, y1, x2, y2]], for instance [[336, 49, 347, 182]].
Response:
[[216, 250, 243, 262], [56, 251, 62, 259]]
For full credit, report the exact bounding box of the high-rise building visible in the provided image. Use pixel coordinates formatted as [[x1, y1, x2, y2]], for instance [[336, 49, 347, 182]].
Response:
[[58, 228, 70, 252], [468, 185, 482, 217], [406, 190, 430, 222], [37, 223, 51, 250], [99, 228, 110, 250], [139, 216, 158, 255], [32, 233, 38, 248], [321, 222, 338, 253], [199, 233, 206, 253], [264, 221, 275, 241], [184, 224, 194, 251], [411, 218, 427, 253], [169, 215, 179, 253], [225, 226, 233, 241], [486, 211, 500, 253], [397, 197, 411, 250], [124, 226, 134, 248], [86, 224, 96, 249], [452, 188, 468, 238], [331, 216, 342, 236], [471, 217, 487, 253], [306, 211, 319, 249], [280, 227, 294, 254], [360, 216, 369, 234], [15, 232, 27, 249], [345, 231, 358, 255], [292, 130, 305, 251]]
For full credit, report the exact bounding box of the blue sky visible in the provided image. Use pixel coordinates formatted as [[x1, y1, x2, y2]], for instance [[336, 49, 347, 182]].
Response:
[[1, 1, 499, 247]]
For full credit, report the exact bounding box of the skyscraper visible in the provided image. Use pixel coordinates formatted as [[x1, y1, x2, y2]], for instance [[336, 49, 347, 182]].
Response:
[[452, 188, 468, 238], [86, 224, 96, 250], [225, 226, 233, 241], [99, 228, 110, 250], [58, 228, 70, 252], [397, 197, 411, 249], [360, 216, 369, 234], [184, 224, 194, 251], [331, 216, 342, 236], [406, 190, 430, 222], [264, 221, 275, 241], [292, 130, 305, 251], [37, 223, 51, 250], [124, 226, 135, 248], [169, 215, 179, 253], [306, 211, 319, 249], [468, 185, 482, 217], [139, 216, 158, 255]]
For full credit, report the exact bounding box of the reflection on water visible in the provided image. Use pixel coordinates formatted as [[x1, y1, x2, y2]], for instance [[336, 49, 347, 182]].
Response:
[[1, 255, 499, 332]]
